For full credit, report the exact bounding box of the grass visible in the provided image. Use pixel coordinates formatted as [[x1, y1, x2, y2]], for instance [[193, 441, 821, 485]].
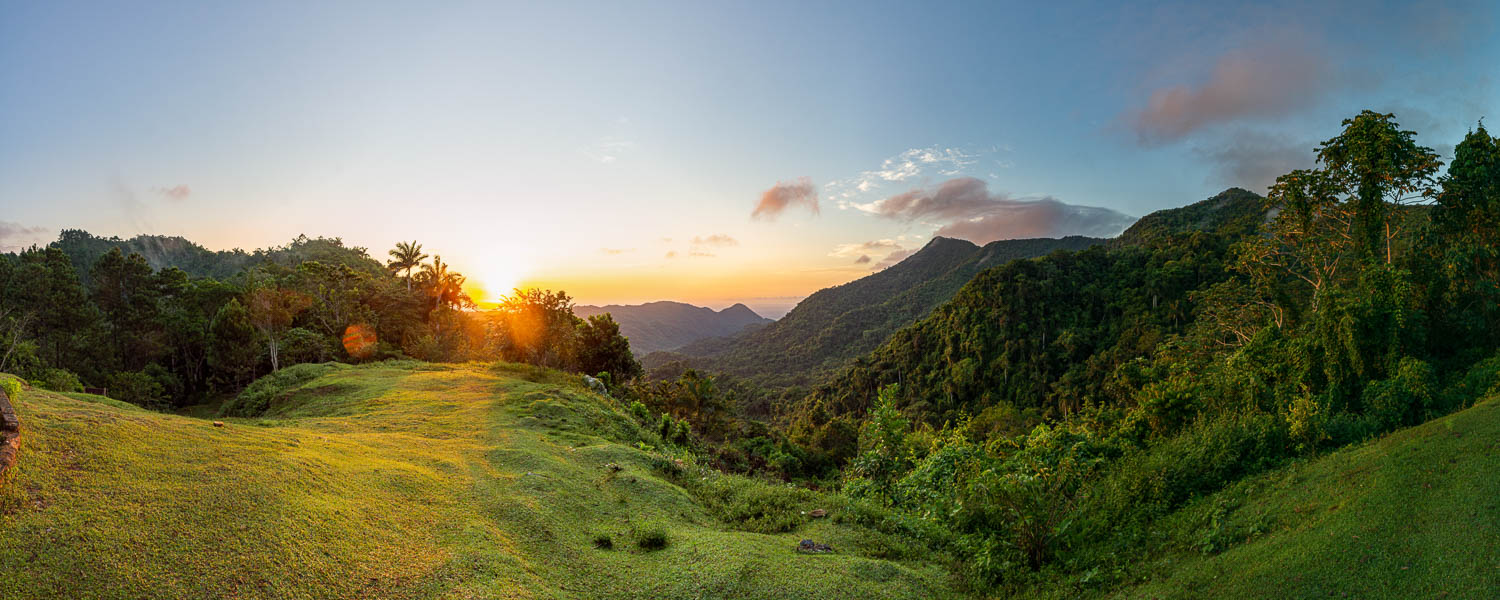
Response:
[[0, 361, 956, 600], [1028, 398, 1500, 599]]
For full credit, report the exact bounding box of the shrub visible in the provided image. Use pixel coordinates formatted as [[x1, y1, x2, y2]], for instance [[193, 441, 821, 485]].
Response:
[[695, 475, 819, 534], [1361, 357, 1437, 430], [108, 370, 168, 410], [35, 368, 82, 393], [632, 522, 669, 551], [219, 363, 338, 417], [0, 376, 22, 402]]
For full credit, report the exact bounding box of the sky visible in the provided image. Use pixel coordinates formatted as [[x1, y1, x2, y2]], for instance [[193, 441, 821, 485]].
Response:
[[1, 1, 1495, 317]]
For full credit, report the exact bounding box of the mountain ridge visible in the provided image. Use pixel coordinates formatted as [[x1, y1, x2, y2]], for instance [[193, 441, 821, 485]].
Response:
[[573, 301, 773, 355]]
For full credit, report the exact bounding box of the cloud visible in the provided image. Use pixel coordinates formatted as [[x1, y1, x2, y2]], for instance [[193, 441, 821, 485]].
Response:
[[872, 249, 915, 270], [152, 185, 191, 201], [829, 239, 902, 258], [689, 251, 715, 258], [600, 247, 635, 255], [1129, 39, 1333, 144], [752, 177, 819, 220], [854, 255, 871, 265], [1195, 130, 1316, 192], [859, 177, 1135, 244], [582, 136, 636, 164], [691, 234, 738, 247], [664, 250, 678, 259], [0, 221, 48, 252], [828, 146, 986, 202]]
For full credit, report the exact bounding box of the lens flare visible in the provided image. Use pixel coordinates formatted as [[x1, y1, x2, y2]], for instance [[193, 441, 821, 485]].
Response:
[[342, 323, 378, 360]]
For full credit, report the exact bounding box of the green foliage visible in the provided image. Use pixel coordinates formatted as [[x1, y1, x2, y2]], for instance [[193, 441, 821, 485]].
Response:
[[106, 369, 169, 410], [651, 236, 1104, 389], [219, 363, 340, 417], [0, 376, 22, 402], [34, 368, 82, 393], [694, 475, 820, 534], [631, 521, 670, 551]]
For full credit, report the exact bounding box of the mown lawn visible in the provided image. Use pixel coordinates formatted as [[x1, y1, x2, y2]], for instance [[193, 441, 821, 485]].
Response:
[[0, 364, 957, 600]]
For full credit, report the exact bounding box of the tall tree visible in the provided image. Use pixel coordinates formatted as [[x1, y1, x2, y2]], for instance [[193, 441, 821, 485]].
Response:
[[244, 276, 310, 371], [386, 241, 428, 290], [1316, 110, 1442, 264]]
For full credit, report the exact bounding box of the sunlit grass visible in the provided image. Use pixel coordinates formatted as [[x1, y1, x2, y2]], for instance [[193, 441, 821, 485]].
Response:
[[0, 363, 955, 599]]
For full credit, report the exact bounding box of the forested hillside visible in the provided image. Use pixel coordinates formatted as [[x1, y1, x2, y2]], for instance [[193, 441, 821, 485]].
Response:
[[645, 235, 1103, 389], [787, 187, 1267, 463], [745, 111, 1500, 591], [573, 301, 771, 354]]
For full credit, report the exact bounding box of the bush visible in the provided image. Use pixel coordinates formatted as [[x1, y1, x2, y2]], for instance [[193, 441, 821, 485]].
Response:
[[0, 376, 22, 402], [35, 368, 82, 393], [219, 363, 338, 417], [1361, 357, 1437, 430], [632, 522, 669, 551], [280, 327, 334, 366], [695, 475, 819, 534], [108, 370, 169, 410]]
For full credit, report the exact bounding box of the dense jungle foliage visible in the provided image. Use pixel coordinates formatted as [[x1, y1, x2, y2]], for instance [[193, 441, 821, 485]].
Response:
[[647, 235, 1103, 389], [0, 236, 638, 410], [628, 112, 1500, 590]]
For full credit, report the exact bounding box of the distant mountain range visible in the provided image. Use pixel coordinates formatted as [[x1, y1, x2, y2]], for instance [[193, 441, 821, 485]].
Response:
[[573, 301, 772, 355], [642, 235, 1106, 388]]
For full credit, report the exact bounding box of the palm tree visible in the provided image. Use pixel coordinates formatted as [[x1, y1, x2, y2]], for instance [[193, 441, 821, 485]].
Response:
[[386, 241, 428, 290], [418, 255, 474, 333]]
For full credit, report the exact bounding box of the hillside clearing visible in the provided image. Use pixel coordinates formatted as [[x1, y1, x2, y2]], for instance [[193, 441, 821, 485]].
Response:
[[0, 363, 955, 599]]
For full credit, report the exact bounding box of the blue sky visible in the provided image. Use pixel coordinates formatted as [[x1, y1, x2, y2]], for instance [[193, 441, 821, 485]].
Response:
[[1, 1, 1495, 315]]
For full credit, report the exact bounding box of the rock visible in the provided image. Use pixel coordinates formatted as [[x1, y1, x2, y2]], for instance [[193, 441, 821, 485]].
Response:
[[809, 508, 827, 518], [581, 375, 609, 396], [212, 421, 224, 428], [796, 539, 834, 553]]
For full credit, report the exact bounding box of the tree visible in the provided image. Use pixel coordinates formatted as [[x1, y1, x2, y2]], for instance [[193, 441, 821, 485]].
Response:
[[90, 248, 164, 371], [209, 298, 261, 389], [1316, 110, 1442, 264], [386, 241, 428, 291], [245, 278, 310, 371], [575, 313, 643, 382], [1429, 122, 1500, 345]]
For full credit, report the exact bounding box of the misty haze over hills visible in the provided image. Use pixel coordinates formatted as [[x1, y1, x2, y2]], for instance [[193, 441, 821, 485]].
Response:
[[572, 301, 772, 355]]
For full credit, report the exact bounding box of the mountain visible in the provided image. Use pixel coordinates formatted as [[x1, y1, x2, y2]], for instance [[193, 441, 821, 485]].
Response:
[[572, 301, 772, 355], [0, 365, 954, 599], [788, 188, 1268, 460], [1111, 186, 1266, 247], [644, 235, 1106, 388]]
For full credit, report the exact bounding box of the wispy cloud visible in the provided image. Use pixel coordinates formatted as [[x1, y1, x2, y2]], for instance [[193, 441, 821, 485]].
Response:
[[1195, 130, 1315, 192], [828, 146, 985, 203], [600, 247, 635, 255], [854, 254, 871, 264], [1127, 36, 1334, 144], [0, 221, 49, 252], [872, 249, 914, 270], [691, 234, 738, 247], [829, 239, 902, 258], [152, 184, 191, 201], [857, 177, 1134, 244], [752, 177, 818, 220], [582, 136, 637, 164]]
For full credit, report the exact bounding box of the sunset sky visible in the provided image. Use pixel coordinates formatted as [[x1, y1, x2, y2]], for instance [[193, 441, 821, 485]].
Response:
[[2, 1, 1495, 316]]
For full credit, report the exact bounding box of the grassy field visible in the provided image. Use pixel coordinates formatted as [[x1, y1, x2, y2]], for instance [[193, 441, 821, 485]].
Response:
[[0, 363, 956, 600], [1082, 399, 1500, 599]]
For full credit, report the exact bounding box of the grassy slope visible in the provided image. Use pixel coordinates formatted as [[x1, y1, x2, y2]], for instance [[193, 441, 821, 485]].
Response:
[[0, 364, 955, 600], [1055, 399, 1500, 599]]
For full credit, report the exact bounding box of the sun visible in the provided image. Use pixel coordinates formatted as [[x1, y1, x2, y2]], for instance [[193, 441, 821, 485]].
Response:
[[465, 253, 531, 307]]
